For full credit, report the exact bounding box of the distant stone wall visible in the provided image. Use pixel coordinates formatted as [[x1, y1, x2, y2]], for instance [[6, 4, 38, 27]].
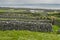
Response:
[[0, 20, 52, 32]]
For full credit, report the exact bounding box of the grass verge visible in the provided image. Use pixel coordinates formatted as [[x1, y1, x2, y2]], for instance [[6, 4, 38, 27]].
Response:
[[0, 30, 60, 40]]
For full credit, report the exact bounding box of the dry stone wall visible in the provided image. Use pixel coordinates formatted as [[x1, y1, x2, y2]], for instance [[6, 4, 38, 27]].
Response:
[[0, 20, 52, 32], [0, 12, 53, 32]]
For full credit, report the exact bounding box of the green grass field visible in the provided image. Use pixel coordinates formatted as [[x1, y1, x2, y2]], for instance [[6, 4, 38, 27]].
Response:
[[0, 30, 60, 40]]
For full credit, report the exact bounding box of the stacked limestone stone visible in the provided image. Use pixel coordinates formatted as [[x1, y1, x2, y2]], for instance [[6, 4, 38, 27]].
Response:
[[0, 20, 52, 32], [0, 12, 53, 32]]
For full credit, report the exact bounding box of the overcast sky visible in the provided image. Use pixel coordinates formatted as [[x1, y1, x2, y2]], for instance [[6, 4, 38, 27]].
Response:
[[0, 0, 60, 4], [0, 0, 60, 9]]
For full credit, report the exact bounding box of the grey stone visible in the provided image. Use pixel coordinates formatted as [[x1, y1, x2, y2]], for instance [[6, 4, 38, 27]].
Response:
[[0, 20, 52, 32]]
